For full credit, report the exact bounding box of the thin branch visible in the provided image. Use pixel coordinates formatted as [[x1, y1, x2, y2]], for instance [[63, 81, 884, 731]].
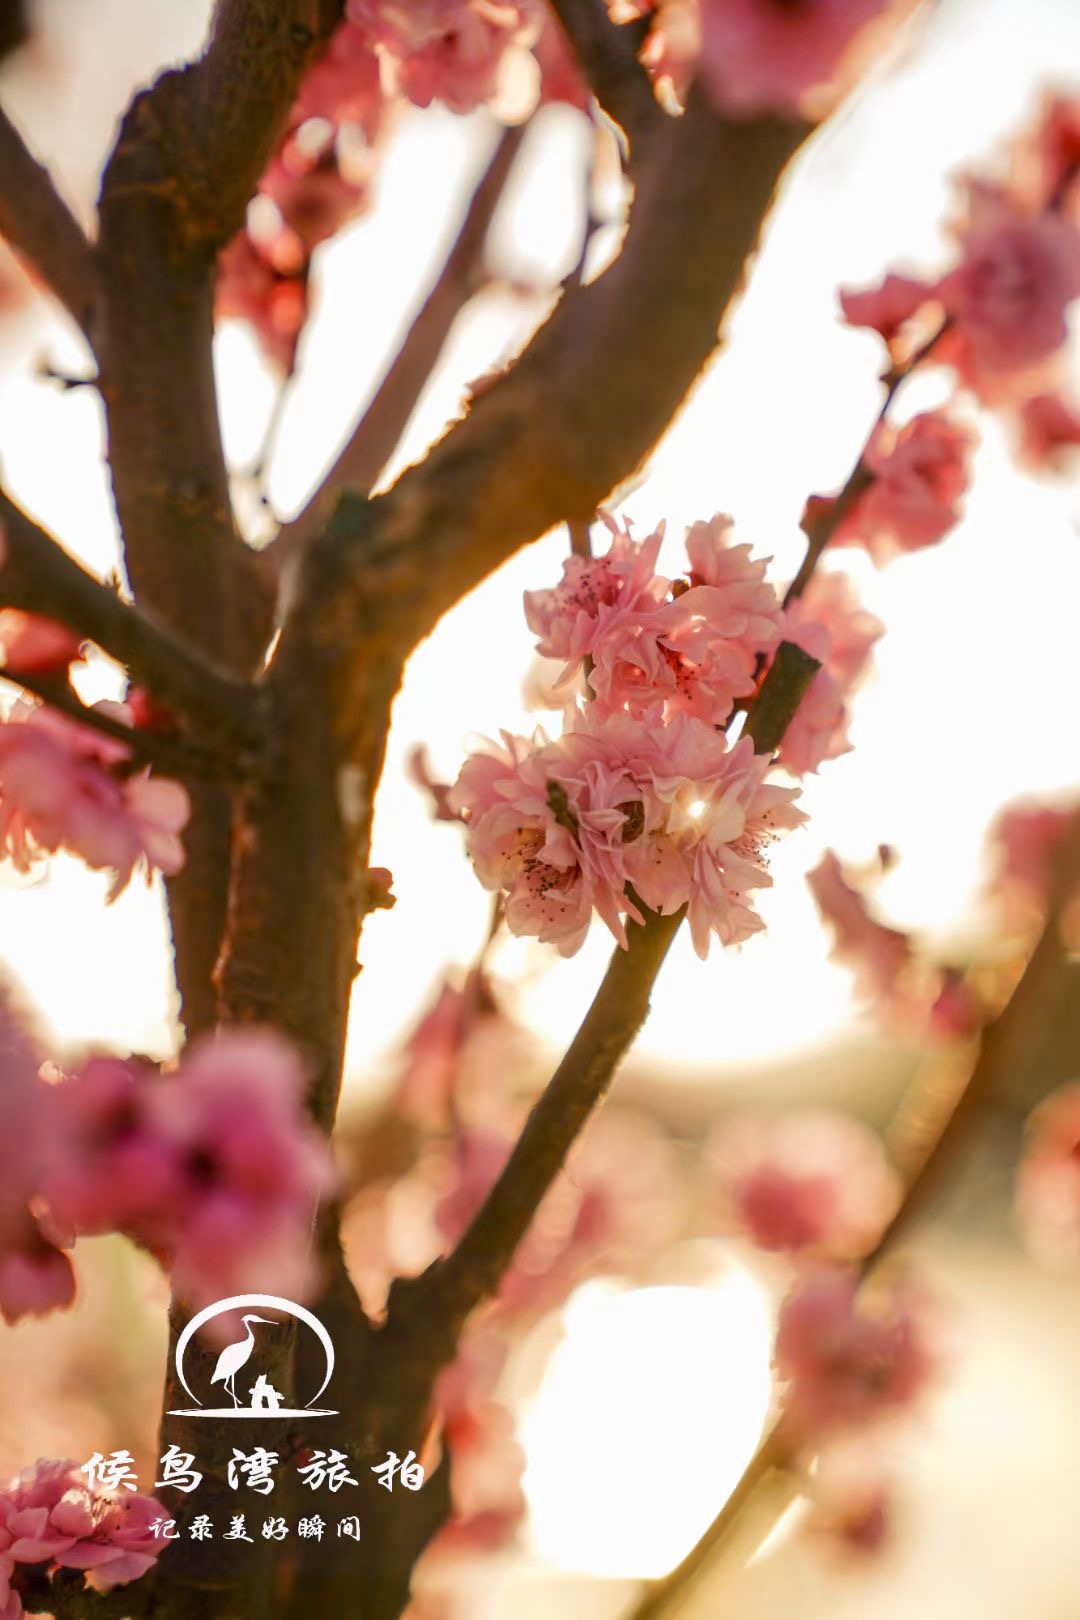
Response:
[[390, 637, 820, 1349], [623, 835, 1080, 1620], [273, 122, 528, 563], [0, 103, 99, 342], [784, 319, 949, 604], [547, 0, 663, 156], [2, 669, 227, 779], [0, 489, 265, 762]]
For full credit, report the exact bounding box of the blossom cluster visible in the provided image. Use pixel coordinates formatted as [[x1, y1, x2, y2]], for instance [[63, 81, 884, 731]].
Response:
[[840, 92, 1080, 479], [0, 1017, 334, 1328], [0, 579, 190, 901], [217, 0, 916, 369], [0, 1458, 163, 1618], [451, 514, 890, 957]]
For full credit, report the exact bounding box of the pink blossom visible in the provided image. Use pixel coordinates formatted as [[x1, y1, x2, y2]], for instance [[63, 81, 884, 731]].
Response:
[[393, 972, 521, 1129], [806, 850, 911, 1006], [450, 709, 804, 958], [1016, 1083, 1080, 1264], [0, 1215, 75, 1326], [46, 1030, 335, 1310], [349, 0, 525, 114], [261, 146, 369, 259], [0, 1459, 164, 1595], [432, 1333, 526, 1552], [216, 230, 308, 373], [435, 1110, 680, 1317], [587, 514, 783, 725], [707, 1111, 900, 1258], [0, 612, 83, 678], [1013, 393, 1080, 471], [774, 1270, 936, 1438], [936, 212, 1080, 398], [697, 0, 892, 119], [808, 851, 979, 1041], [989, 798, 1080, 904], [837, 412, 976, 563], [839, 272, 934, 347], [0, 698, 189, 899], [781, 572, 882, 774], [523, 516, 667, 678], [293, 19, 384, 133]]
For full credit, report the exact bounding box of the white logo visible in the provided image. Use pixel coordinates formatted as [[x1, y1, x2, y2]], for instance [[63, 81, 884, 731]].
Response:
[[169, 1294, 337, 1419]]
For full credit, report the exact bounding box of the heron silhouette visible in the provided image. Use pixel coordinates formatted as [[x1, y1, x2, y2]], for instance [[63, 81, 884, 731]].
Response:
[[210, 1314, 276, 1408]]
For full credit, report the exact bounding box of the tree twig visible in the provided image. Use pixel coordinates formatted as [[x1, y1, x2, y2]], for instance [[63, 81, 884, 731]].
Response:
[[0, 489, 265, 762], [622, 832, 1080, 1620], [0, 103, 99, 342], [273, 122, 528, 562]]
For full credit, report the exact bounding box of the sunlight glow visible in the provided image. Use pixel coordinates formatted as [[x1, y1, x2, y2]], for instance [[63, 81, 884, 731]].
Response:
[[520, 1275, 774, 1578]]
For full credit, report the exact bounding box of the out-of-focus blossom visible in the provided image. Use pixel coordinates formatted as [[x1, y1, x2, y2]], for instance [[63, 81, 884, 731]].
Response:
[[707, 1111, 900, 1257], [431, 1330, 526, 1552], [696, 0, 892, 119], [349, 0, 526, 114], [0, 987, 73, 1327], [434, 1110, 680, 1318], [216, 230, 309, 373], [774, 1270, 936, 1439], [46, 1030, 335, 1312], [393, 970, 524, 1129], [839, 272, 935, 350], [1013, 392, 1080, 471], [989, 797, 1080, 909], [936, 211, 1080, 400], [450, 709, 804, 958], [835, 412, 976, 563], [806, 851, 980, 1041], [293, 18, 384, 133], [0, 698, 189, 899], [0, 1458, 163, 1597], [1017, 1083, 1080, 1265], [0, 612, 83, 678], [781, 572, 883, 774]]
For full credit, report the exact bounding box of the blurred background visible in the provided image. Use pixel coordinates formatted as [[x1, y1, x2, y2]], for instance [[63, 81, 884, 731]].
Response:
[[2, 0, 1080, 1615]]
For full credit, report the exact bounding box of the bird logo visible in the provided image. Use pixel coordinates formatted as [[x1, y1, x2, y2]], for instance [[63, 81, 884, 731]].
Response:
[[169, 1293, 337, 1418]]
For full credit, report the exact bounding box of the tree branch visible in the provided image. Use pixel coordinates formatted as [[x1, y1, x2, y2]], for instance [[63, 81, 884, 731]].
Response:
[[273, 122, 528, 562], [0, 103, 99, 342], [547, 0, 663, 155], [624, 829, 1080, 1620], [0, 489, 265, 763]]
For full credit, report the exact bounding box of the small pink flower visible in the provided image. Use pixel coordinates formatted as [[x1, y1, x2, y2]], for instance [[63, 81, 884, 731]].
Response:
[[348, 0, 524, 115], [523, 515, 667, 679], [0, 612, 83, 678], [989, 798, 1080, 904], [0, 698, 190, 899], [697, 0, 892, 119], [216, 231, 308, 373], [708, 1111, 900, 1257], [0, 1218, 75, 1326], [588, 514, 783, 726], [806, 850, 911, 1005], [781, 572, 883, 774], [774, 1270, 936, 1438], [839, 272, 934, 348], [1017, 1083, 1080, 1264], [1013, 393, 1080, 471], [837, 412, 976, 563], [0, 1460, 165, 1595], [293, 19, 384, 133], [936, 212, 1080, 398]]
